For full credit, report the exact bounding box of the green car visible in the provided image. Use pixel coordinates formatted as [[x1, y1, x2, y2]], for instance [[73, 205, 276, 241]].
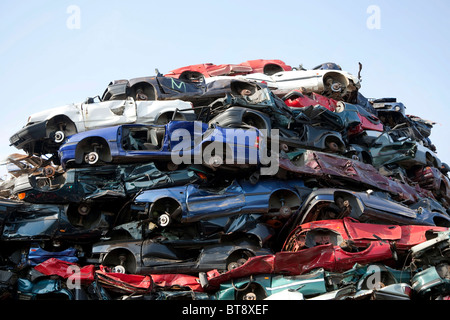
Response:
[[411, 264, 450, 298], [368, 132, 440, 169], [216, 268, 329, 300], [215, 263, 411, 300]]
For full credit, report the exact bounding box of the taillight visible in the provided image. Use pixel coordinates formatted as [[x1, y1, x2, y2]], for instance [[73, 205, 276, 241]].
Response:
[[254, 136, 260, 148], [197, 172, 207, 180]]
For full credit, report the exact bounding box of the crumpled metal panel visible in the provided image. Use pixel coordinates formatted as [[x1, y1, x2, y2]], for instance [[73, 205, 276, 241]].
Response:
[[283, 217, 447, 253], [279, 150, 434, 204], [34, 258, 95, 284], [206, 241, 393, 290]]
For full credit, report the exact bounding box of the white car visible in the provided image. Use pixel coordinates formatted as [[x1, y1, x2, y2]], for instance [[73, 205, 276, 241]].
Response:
[[9, 97, 195, 156], [205, 68, 361, 100]]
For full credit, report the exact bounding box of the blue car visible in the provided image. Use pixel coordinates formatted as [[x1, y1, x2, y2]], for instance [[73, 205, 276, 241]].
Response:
[[58, 120, 263, 171], [132, 178, 311, 227]]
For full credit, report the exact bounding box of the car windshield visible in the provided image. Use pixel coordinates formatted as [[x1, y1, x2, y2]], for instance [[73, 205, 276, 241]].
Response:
[[372, 132, 392, 146]]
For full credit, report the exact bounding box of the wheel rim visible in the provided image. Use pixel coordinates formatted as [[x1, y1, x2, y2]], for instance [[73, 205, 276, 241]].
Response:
[[279, 205, 292, 218], [227, 262, 240, 271], [243, 292, 257, 300], [158, 213, 171, 227], [166, 162, 179, 171], [112, 265, 126, 274], [208, 155, 223, 167], [85, 152, 99, 165], [326, 141, 340, 152], [54, 131, 65, 143]]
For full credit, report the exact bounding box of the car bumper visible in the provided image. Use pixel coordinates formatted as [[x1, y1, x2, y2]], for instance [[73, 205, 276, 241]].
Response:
[[9, 121, 47, 151], [58, 143, 77, 167]]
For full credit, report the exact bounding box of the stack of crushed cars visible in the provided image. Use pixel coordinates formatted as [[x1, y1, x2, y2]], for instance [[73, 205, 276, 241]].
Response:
[[1, 59, 450, 301]]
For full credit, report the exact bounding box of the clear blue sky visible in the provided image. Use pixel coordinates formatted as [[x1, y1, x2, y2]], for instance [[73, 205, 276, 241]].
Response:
[[1, 0, 449, 174]]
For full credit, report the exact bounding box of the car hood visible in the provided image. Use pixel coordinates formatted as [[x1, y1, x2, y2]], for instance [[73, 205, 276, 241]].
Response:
[[27, 102, 82, 124]]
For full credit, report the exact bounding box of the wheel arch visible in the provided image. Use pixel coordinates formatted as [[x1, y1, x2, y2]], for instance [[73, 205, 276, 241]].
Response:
[[263, 63, 284, 75], [129, 81, 157, 100], [102, 247, 138, 274], [148, 196, 184, 222], [45, 114, 78, 137], [268, 188, 302, 214], [74, 136, 112, 164], [323, 134, 346, 152]]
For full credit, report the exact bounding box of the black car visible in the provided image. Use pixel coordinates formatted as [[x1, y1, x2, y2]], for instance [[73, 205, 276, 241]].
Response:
[[99, 73, 264, 108]]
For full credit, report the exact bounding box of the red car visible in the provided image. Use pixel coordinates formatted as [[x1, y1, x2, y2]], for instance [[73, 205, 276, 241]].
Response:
[[283, 90, 384, 136], [283, 90, 339, 111], [205, 241, 394, 290], [165, 59, 292, 80], [282, 217, 447, 253]]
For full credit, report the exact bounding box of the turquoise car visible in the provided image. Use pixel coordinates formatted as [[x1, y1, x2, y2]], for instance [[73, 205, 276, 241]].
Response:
[[216, 268, 329, 300], [215, 263, 411, 300], [411, 264, 450, 298]]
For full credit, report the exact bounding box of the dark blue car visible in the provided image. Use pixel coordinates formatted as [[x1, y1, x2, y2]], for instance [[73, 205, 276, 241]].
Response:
[[58, 120, 263, 171], [132, 178, 311, 227]]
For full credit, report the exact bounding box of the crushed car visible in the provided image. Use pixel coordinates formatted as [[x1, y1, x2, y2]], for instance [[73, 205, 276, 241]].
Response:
[[100, 74, 264, 108], [206, 62, 361, 102], [58, 120, 264, 171], [165, 59, 292, 79], [2, 58, 450, 302], [131, 177, 310, 227], [9, 98, 195, 157]]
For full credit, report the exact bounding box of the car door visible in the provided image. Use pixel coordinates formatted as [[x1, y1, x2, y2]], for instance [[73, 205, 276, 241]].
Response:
[[184, 181, 245, 221], [156, 76, 204, 96], [82, 99, 137, 130], [270, 70, 320, 91], [369, 133, 416, 168]]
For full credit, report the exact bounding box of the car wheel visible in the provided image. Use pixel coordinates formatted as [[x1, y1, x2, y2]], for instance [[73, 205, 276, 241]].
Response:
[[335, 102, 345, 113], [207, 155, 224, 168], [278, 205, 292, 219], [235, 282, 267, 300], [43, 165, 56, 177], [157, 213, 171, 227], [202, 142, 232, 168], [84, 151, 99, 165], [280, 143, 289, 152], [112, 265, 126, 274], [103, 250, 137, 274], [54, 131, 65, 143], [268, 190, 300, 219], [75, 203, 91, 227], [150, 199, 182, 227], [326, 141, 340, 152], [166, 161, 179, 171], [226, 250, 253, 271]]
